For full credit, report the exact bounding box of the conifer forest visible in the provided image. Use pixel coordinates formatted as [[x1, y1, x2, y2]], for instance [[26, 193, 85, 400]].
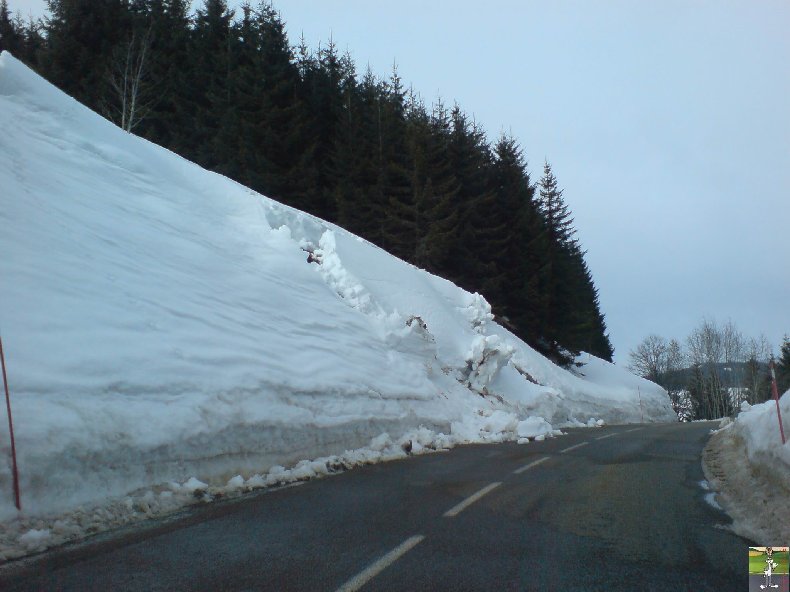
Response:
[[0, 0, 615, 364]]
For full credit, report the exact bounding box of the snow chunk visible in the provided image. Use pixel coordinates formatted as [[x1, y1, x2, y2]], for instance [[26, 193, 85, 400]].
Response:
[[517, 416, 554, 439], [225, 475, 245, 490], [19, 529, 51, 551], [181, 477, 208, 493]]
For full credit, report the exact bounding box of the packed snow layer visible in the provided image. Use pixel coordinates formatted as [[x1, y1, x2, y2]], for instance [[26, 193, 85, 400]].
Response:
[[0, 51, 674, 535], [733, 395, 790, 487], [703, 391, 790, 543]]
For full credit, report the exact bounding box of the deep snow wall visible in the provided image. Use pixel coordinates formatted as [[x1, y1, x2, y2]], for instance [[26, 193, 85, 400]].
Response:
[[0, 52, 675, 523]]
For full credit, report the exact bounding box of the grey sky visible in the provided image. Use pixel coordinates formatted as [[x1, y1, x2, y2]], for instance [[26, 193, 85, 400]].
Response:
[[9, 0, 790, 362]]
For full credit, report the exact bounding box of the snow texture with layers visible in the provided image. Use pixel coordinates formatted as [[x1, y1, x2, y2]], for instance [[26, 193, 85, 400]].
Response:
[[703, 390, 790, 543], [0, 53, 674, 555]]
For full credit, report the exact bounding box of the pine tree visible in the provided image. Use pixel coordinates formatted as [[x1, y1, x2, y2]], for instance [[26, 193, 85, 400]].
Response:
[[178, 0, 234, 167], [410, 99, 460, 273], [488, 134, 541, 332], [533, 161, 613, 362], [43, 0, 132, 111], [17, 2, 617, 367], [296, 36, 347, 221], [333, 67, 386, 243], [443, 106, 494, 290], [17, 16, 45, 67], [0, 0, 23, 54], [535, 161, 576, 361], [380, 65, 418, 261], [134, 0, 191, 148]]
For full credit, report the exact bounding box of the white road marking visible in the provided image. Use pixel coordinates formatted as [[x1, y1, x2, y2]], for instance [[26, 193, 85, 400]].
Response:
[[560, 442, 589, 454], [625, 428, 642, 433], [443, 482, 502, 517], [595, 433, 617, 441], [513, 456, 550, 474], [335, 535, 425, 592]]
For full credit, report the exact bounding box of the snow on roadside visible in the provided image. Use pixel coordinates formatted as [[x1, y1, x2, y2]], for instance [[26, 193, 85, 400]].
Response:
[[0, 51, 674, 560], [0, 418, 564, 560], [702, 393, 790, 543]]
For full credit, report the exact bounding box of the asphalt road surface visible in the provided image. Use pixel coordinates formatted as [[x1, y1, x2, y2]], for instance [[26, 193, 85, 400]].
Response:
[[0, 422, 753, 591]]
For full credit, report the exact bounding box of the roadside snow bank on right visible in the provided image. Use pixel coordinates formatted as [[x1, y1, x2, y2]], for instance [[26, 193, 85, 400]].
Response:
[[734, 394, 790, 493], [702, 390, 790, 543]]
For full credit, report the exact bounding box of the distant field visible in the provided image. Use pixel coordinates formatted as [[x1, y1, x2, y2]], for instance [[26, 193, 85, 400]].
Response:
[[750, 550, 790, 574]]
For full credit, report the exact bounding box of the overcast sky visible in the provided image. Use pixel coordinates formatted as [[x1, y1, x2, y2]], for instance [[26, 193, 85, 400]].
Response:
[[9, 0, 790, 362]]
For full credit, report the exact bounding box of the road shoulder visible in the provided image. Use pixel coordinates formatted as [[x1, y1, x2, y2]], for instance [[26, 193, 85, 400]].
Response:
[[703, 425, 789, 544]]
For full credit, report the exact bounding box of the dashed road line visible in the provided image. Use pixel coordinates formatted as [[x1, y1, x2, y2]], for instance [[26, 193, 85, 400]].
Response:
[[335, 535, 425, 592], [560, 442, 589, 454], [513, 456, 550, 474], [625, 428, 642, 433], [595, 433, 617, 441], [443, 482, 502, 517]]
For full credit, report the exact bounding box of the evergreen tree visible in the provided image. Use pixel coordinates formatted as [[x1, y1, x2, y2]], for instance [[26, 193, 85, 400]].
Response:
[[296, 36, 347, 221], [777, 336, 790, 394], [134, 0, 191, 147], [535, 161, 577, 361], [410, 99, 460, 273], [13, 0, 617, 368], [333, 67, 387, 244], [488, 134, 542, 335], [443, 106, 494, 290], [534, 161, 613, 362], [43, 0, 132, 111], [179, 0, 234, 167], [15, 15, 45, 66], [0, 0, 23, 54], [380, 65, 418, 261]]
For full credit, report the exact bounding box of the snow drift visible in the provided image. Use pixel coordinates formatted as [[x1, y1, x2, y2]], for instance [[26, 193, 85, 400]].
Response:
[[0, 51, 674, 541], [703, 390, 790, 543], [733, 394, 790, 490]]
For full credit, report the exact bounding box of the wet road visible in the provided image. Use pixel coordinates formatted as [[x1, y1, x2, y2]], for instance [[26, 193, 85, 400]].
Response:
[[0, 422, 752, 591]]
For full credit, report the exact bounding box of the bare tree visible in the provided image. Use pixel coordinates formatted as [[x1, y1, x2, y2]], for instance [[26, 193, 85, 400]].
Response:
[[745, 334, 772, 404], [722, 320, 746, 364], [685, 318, 751, 417], [629, 335, 687, 419], [628, 334, 668, 384], [664, 338, 686, 415], [722, 320, 747, 406], [103, 26, 154, 133], [633, 320, 771, 419]]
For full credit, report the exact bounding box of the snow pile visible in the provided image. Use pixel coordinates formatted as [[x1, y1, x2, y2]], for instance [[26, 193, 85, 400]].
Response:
[[702, 391, 790, 543], [0, 51, 674, 553], [733, 396, 790, 491], [0, 423, 554, 560]]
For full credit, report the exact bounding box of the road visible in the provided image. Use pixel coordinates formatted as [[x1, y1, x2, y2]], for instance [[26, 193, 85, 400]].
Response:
[[0, 422, 751, 591]]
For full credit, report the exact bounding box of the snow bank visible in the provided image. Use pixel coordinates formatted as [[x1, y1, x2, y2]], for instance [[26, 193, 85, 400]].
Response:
[[0, 51, 674, 552], [702, 391, 790, 543], [733, 394, 790, 490]]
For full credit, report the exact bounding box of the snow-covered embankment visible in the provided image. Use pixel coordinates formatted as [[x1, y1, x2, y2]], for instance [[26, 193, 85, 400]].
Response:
[[703, 391, 790, 543], [0, 51, 675, 557]]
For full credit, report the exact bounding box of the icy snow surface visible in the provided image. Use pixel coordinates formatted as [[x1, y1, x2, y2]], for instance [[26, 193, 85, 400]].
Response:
[[0, 52, 674, 557]]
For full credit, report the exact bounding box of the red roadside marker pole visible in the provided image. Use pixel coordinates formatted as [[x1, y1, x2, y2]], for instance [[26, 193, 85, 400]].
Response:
[[769, 360, 786, 445], [0, 335, 21, 511]]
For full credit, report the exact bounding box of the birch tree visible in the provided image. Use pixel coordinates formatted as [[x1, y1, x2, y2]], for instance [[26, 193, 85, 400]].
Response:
[[104, 26, 153, 133]]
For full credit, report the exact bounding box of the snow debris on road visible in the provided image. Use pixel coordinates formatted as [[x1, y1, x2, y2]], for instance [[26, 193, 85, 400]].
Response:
[[703, 390, 790, 543], [0, 51, 675, 559]]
